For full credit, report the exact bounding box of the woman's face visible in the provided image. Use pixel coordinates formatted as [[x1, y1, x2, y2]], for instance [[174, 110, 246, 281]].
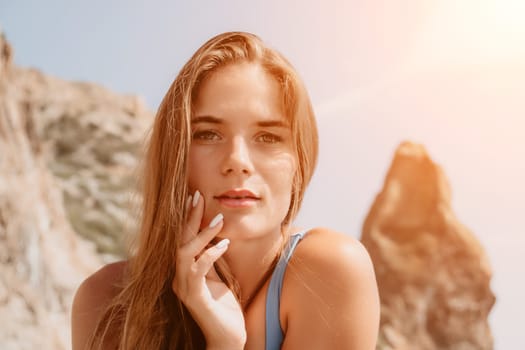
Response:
[[188, 62, 296, 240]]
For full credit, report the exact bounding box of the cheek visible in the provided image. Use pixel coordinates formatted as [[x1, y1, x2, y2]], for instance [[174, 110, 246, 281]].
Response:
[[264, 153, 297, 197], [187, 149, 211, 190], [268, 155, 296, 223]]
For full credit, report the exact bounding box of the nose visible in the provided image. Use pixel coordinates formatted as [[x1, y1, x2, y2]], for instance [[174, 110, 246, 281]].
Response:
[[221, 136, 254, 176]]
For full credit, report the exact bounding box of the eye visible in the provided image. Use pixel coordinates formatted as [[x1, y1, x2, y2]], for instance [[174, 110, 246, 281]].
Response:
[[256, 132, 282, 144], [192, 130, 221, 141]]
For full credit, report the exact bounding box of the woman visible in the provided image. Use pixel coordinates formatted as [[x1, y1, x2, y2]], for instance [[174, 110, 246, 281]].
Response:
[[72, 31, 380, 350]]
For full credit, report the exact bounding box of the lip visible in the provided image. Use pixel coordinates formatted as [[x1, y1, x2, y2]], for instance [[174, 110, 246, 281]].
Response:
[[216, 189, 260, 199], [214, 189, 261, 208]]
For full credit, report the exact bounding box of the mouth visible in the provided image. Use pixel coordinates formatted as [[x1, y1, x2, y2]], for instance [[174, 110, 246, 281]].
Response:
[[215, 189, 260, 200], [214, 189, 261, 208]]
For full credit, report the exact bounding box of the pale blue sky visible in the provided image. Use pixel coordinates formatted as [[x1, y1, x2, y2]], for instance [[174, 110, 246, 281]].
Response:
[[0, 0, 429, 109], [2, 1, 524, 348]]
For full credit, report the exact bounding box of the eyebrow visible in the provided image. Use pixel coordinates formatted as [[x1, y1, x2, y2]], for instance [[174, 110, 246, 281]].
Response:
[[191, 115, 222, 124], [192, 115, 289, 128]]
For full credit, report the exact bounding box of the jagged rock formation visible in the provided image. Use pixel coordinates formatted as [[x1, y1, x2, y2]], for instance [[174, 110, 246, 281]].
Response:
[[0, 31, 152, 349], [361, 142, 495, 350]]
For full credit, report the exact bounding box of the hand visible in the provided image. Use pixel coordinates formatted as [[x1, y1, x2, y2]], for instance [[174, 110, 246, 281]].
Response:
[[172, 191, 247, 349]]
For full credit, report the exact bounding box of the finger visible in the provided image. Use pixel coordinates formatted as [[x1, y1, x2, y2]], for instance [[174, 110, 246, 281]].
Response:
[[181, 190, 203, 245], [185, 213, 224, 256], [177, 212, 224, 268], [185, 194, 192, 212], [207, 259, 225, 282], [193, 238, 230, 277]]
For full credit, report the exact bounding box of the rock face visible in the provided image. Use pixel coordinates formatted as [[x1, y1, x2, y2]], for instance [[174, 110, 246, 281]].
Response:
[[0, 32, 152, 349], [361, 142, 495, 350]]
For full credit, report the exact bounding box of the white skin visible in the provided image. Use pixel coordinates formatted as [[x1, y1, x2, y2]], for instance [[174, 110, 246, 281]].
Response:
[[172, 62, 297, 349]]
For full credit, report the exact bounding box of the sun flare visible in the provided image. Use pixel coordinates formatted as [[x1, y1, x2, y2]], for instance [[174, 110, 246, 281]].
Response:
[[416, 0, 525, 64]]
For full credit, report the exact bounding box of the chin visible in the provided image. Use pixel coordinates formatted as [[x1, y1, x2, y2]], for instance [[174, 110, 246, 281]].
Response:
[[219, 218, 277, 241]]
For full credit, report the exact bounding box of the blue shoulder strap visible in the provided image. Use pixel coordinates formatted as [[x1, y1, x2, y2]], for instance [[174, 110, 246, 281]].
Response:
[[265, 230, 308, 350]]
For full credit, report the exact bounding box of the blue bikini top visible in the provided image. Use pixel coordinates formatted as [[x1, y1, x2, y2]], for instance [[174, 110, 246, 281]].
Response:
[[265, 229, 308, 350]]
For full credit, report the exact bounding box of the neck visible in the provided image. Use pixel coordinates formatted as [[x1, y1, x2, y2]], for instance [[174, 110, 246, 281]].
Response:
[[222, 228, 285, 309]]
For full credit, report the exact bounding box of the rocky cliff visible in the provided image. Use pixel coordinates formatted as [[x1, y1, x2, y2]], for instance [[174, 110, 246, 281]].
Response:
[[0, 31, 494, 350], [361, 142, 495, 349], [0, 32, 152, 349]]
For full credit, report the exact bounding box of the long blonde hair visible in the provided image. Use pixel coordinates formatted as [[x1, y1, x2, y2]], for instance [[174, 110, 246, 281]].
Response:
[[90, 31, 318, 350]]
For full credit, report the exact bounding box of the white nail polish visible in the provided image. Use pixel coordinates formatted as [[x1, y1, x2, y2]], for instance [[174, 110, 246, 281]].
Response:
[[192, 190, 200, 207], [208, 213, 223, 228], [216, 238, 230, 249]]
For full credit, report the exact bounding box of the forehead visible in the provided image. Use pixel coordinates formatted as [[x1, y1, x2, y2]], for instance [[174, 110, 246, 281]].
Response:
[[192, 62, 287, 124]]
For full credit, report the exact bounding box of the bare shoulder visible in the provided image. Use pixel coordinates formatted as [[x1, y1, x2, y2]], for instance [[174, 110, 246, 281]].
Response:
[[73, 260, 128, 311], [286, 227, 377, 300], [293, 227, 372, 271], [71, 260, 128, 349], [280, 228, 379, 349]]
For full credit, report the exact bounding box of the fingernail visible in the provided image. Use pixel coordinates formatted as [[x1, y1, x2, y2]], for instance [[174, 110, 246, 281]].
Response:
[[216, 238, 230, 249], [208, 213, 223, 228], [192, 190, 200, 207], [185, 195, 192, 210]]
